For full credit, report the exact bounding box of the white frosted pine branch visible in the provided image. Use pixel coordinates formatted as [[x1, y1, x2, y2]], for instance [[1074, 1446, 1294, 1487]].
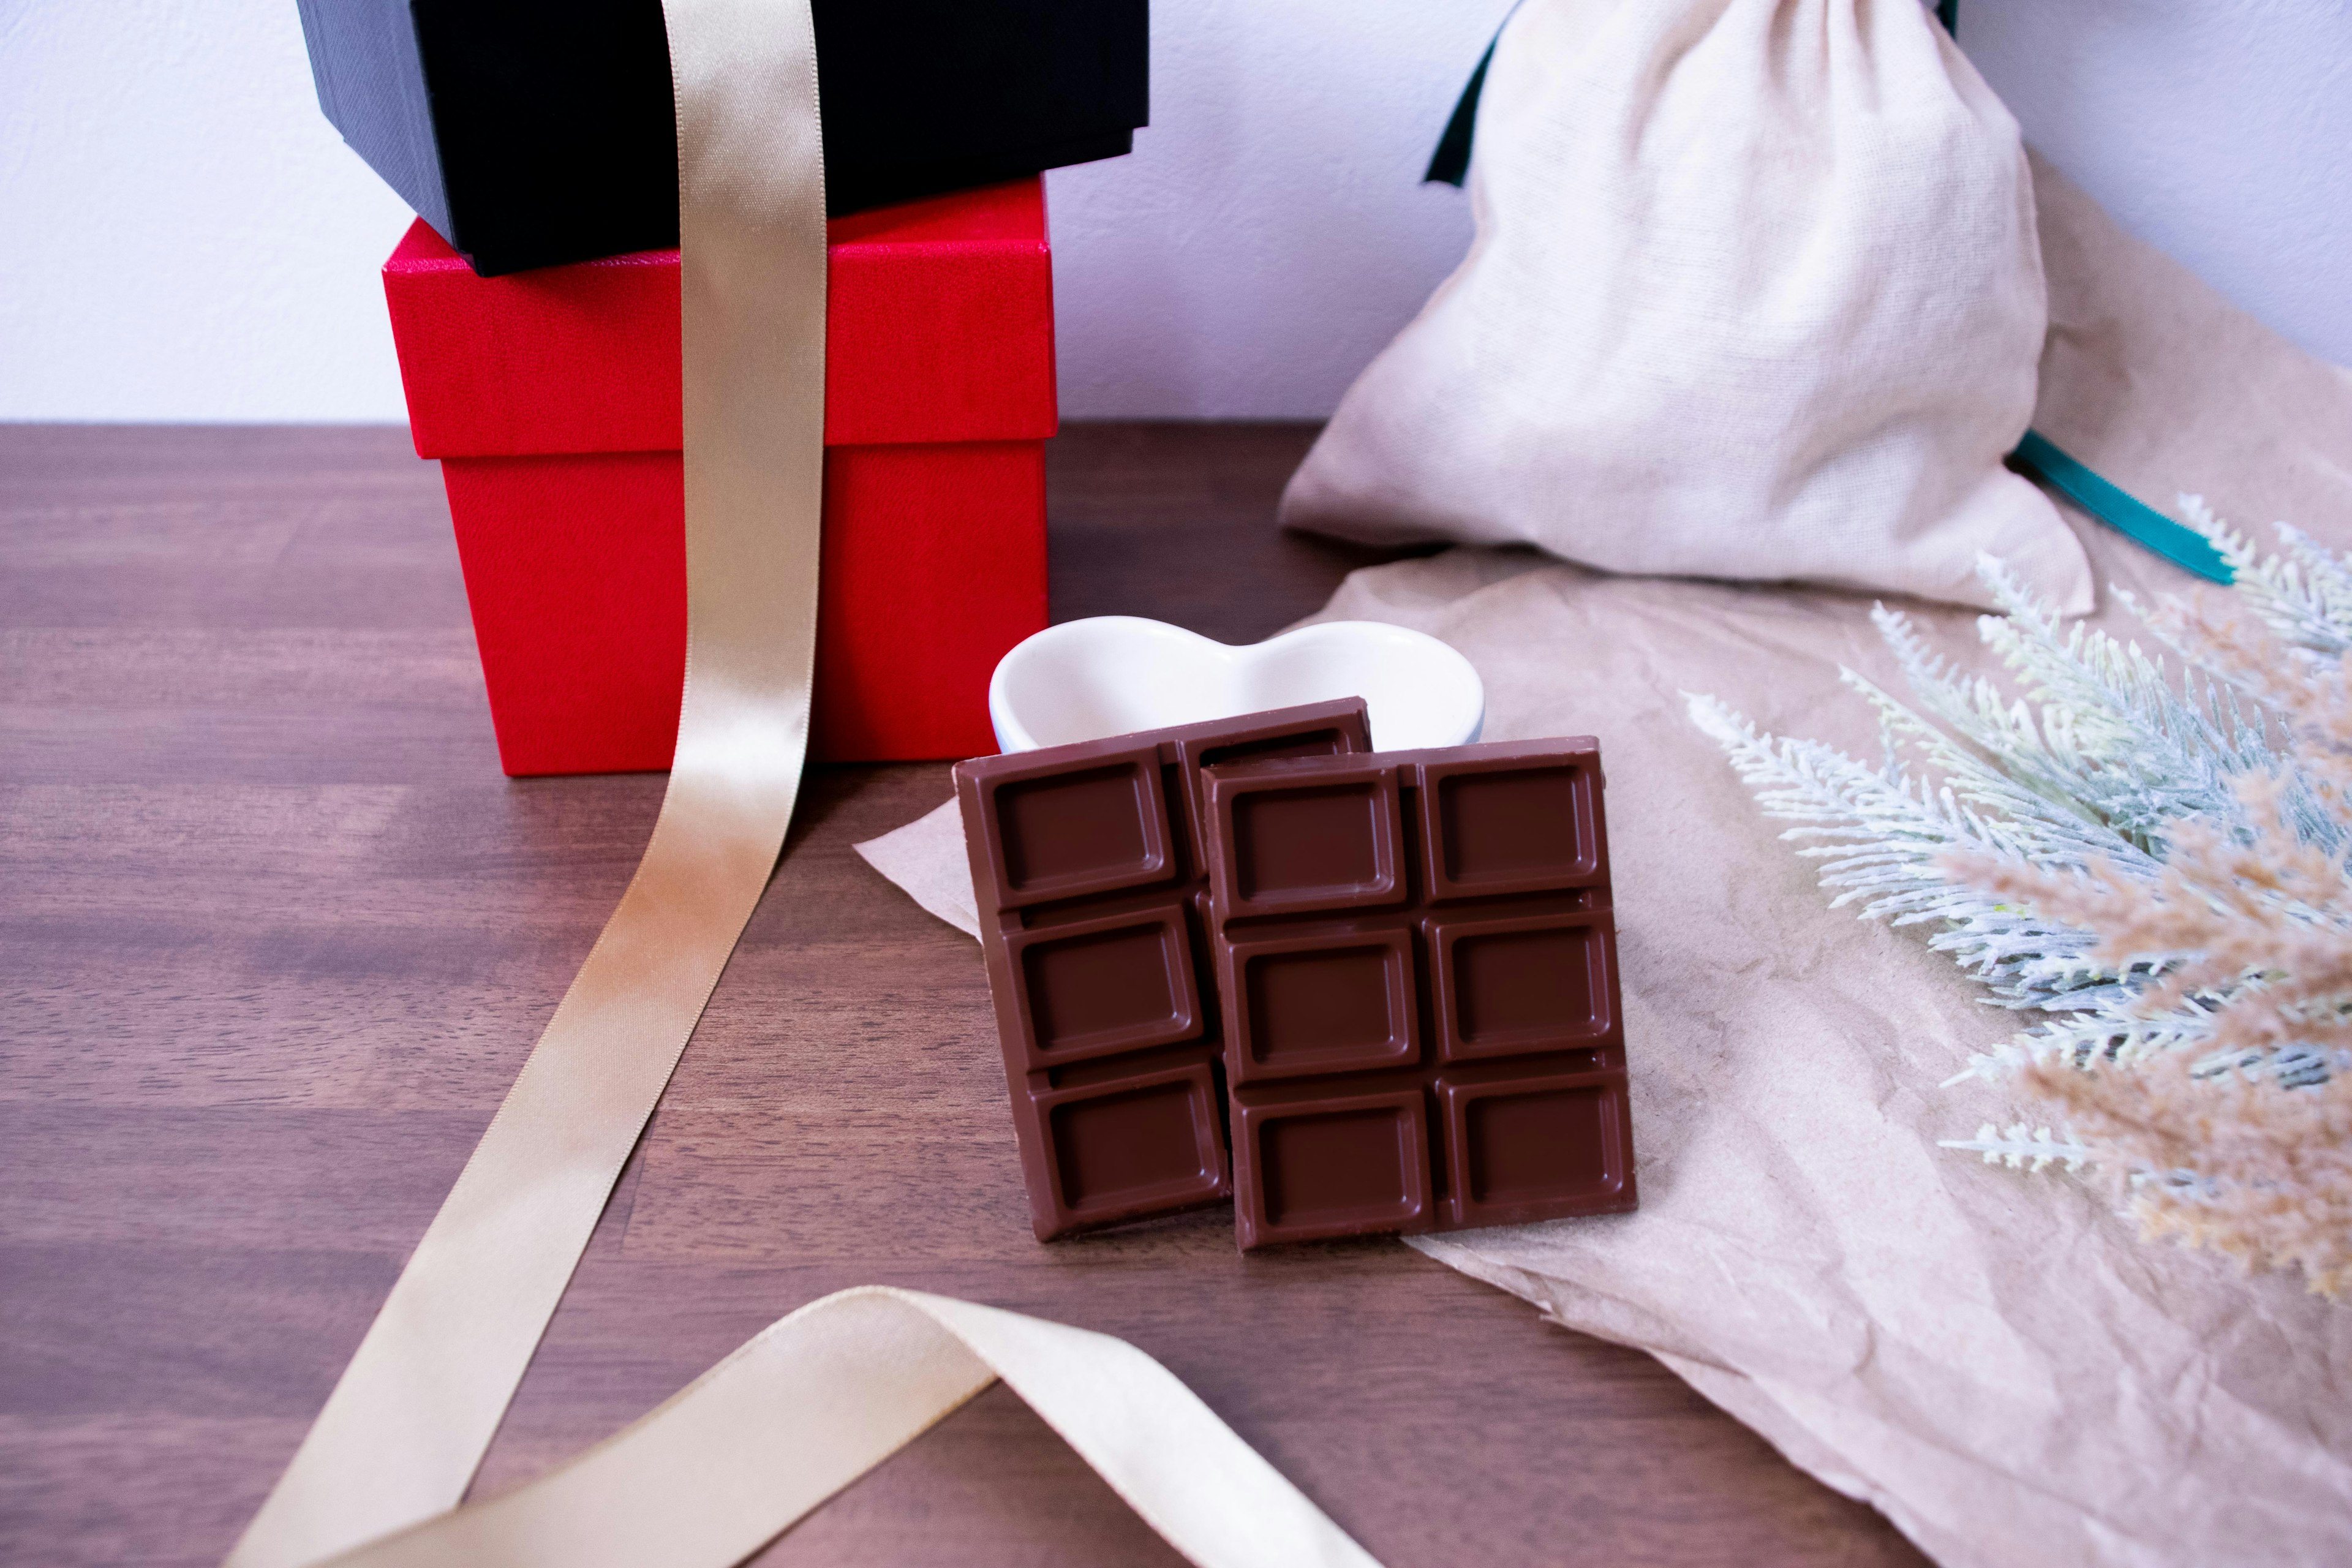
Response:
[[1684, 692, 2119, 1009], [2188, 499, 2352, 654], [1966, 558, 2271, 841], [1694, 520, 2352, 1291], [1940, 1122, 2092, 1174]]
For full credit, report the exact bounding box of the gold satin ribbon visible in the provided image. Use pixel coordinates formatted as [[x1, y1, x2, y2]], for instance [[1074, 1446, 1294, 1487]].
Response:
[[228, 4, 827, 1562], [225, 2, 1384, 1566], [310, 1288, 1381, 1568]]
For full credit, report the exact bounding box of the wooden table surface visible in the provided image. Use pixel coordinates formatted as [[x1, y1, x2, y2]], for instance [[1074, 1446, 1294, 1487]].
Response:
[[0, 423, 1926, 1567]]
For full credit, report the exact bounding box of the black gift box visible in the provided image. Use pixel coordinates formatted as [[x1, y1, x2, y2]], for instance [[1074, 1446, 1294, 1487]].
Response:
[[298, 0, 1148, 276]]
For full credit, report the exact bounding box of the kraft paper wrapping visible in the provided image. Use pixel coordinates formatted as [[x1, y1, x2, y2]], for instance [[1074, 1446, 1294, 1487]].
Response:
[[856, 157, 2352, 1566]]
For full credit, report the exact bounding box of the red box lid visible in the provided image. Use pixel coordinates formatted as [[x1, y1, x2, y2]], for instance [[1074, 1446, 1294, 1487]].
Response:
[[386, 178, 1059, 458]]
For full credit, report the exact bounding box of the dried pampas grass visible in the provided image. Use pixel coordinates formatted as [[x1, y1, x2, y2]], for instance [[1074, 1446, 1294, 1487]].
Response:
[[1692, 508, 2352, 1298]]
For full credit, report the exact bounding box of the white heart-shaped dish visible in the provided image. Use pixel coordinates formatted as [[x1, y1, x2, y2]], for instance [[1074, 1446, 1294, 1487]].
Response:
[[989, 616, 1485, 754]]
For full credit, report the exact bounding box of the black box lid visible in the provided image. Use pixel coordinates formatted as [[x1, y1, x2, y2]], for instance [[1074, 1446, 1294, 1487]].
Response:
[[298, 0, 1148, 275]]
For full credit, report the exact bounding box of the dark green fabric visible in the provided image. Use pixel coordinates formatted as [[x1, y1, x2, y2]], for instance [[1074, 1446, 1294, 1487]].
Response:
[[2009, 430, 2234, 583], [1424, 34, 1496, 186]]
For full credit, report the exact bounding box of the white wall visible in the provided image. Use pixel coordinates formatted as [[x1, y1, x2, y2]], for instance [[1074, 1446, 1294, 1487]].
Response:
[[1958, 0, 2352, 400], [0, 0, 420, 422], [0, 0, 2345, 424], [1045, 0, 1510, 418]]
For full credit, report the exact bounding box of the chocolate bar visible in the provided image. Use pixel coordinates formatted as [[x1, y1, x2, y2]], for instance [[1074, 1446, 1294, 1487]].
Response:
[[1198, 739, 1635, 1248], [954, 700, 1373, 1239]]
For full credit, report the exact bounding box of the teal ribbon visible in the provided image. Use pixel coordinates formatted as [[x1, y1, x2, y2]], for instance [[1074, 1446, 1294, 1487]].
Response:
[[2008, 429, 2233, 583]]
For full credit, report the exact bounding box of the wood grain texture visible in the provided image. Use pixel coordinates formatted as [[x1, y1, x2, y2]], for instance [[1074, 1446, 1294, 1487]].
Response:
[[0, 422, 1927, 1567]]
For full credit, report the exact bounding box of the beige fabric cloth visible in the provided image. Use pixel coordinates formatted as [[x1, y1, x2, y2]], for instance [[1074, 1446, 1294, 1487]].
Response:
[[856, 158, 2352, 1567], [1278, 0, 2095, 616]]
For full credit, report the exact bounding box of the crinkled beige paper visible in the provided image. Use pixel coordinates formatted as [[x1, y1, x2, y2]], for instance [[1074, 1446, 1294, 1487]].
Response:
[[854, 159, 2352, 1567], [852, 799, 977, 938]]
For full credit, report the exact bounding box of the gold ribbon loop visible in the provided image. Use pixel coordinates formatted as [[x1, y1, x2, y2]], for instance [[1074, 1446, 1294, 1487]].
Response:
[[315, 1288, 1382, 1568]]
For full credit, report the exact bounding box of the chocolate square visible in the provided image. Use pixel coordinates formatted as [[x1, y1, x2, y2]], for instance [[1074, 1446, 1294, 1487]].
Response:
[[1200, 738, 1638, 1248], [1236, 1090, 1433, 1243], [1223, 927, 1419, 1084], [1441, 1071, 1631, 1227], [1005, 907, 1200, 1065], [1038, 1066, 1227, 1224], [970, 745, 1174, 907], [1210, 771, 1404, 916], [955, 699, 1373, 1239], [1419, 753, 1605, 896], [1429, 910, 1616, 1062]]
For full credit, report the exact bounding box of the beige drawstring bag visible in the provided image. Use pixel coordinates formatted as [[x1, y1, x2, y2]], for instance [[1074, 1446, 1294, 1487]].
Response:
[[1281, 0, 2095, 614]]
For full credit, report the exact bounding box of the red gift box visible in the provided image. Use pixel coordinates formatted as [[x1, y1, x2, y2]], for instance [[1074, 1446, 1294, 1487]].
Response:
[[384, 179, 1057, 775]]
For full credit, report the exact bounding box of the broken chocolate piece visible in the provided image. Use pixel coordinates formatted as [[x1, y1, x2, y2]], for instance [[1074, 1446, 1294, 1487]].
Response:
[[1198, 739, 1635, 1248], [953, 699, 1373, 1239]]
